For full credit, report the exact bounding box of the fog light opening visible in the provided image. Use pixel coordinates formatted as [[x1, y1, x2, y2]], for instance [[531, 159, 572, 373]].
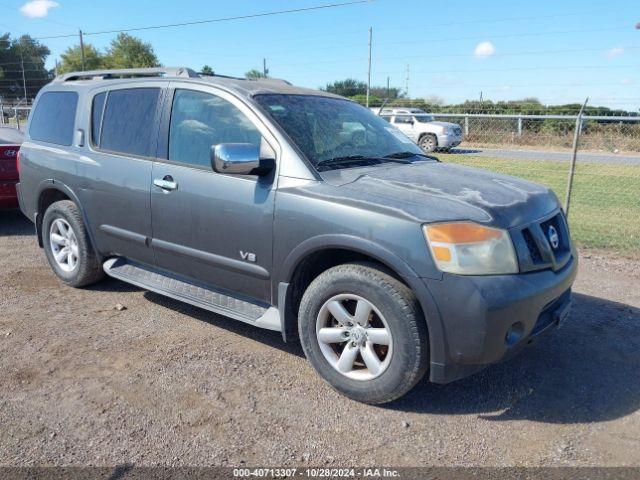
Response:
[[505, 322, 524, 347]]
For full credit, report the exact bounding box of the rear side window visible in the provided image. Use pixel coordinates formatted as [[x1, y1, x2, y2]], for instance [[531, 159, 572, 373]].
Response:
[[91, 92, 106, 147], [100, 88, 161, 157], [29, 91, 78, 146]]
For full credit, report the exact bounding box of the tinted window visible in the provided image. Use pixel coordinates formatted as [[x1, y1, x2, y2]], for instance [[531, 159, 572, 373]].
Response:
[[91, 92, 106, 147], [29, 91, 78, 146], [101, 88, 160, 157], [394, 115, 413, 124], [169, 89, 261, 168]]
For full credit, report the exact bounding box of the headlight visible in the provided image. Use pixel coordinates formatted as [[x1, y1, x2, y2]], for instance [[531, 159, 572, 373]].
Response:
[[423, 222, 518, 275]]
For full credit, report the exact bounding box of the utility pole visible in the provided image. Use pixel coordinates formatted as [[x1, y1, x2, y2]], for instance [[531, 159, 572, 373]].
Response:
[[263, 58, 268, 77], [386, 76, 390, 99], [404, 64, 410, 98], [55, 59, 59, 77], [79, 30, 85, 71], [19, 50, 27, 101], [366, 27, 372, 108]]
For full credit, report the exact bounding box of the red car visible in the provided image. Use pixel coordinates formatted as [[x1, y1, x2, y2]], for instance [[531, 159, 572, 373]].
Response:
[[0, 142, 21, 209]]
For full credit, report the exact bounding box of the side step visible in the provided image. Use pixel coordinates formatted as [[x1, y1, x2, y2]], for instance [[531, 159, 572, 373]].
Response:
[[103, 258, 281, 331]]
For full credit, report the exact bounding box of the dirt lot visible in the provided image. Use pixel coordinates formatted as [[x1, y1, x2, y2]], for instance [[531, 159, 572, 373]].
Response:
[[1, 209, 639, 467]]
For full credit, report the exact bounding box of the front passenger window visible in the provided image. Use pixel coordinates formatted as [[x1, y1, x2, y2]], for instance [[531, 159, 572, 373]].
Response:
[[169, 89, 261, 168]]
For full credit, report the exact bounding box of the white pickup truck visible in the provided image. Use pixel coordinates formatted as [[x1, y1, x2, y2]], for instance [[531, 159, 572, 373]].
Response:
[[371, 107, 463, 153]]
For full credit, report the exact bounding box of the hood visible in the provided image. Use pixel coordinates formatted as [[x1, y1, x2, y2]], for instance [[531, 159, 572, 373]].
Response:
[[321, 161, 559, 229]]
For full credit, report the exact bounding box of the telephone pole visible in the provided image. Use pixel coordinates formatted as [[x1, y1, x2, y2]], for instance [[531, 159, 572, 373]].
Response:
[[20, 50, 27, 100], [366, 27, 372, 107], [79, 30, 85, 71], [263, 58, 268, 77], [404, 64, 410, 98]]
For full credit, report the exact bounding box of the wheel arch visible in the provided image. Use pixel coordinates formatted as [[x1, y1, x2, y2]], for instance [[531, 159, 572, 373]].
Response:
[[35, 180, 98, 254], [277, 235, 445, 365]]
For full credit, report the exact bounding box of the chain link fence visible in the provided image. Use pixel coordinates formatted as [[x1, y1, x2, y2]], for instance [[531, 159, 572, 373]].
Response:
[[430, 113, 640, 153], [0, 101, 31, 130]]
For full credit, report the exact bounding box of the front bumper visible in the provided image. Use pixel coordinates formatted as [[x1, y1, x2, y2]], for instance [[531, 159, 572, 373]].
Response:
[[0, 180, 18, 208], [420, 253, 577, 383], [436, 133, 462, 149]]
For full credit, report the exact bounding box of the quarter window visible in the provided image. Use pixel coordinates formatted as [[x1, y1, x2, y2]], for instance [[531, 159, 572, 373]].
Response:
[[100, 88, 161, 157], [91, 92, 106, 147], [29, 91, 78, 146], [169, 89, 261, 169]]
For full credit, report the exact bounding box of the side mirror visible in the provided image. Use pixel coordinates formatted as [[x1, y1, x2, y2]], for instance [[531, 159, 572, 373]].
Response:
[[211, 142, 273, 176]]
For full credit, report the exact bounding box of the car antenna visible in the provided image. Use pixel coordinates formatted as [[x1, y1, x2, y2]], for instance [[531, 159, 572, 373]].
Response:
[[377, 98, 390, 116]]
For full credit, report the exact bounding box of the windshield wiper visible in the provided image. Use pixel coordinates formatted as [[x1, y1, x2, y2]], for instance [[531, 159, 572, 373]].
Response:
[[316, 155, 412, 170], [384, 151, 431, 159], [316, 155, 368, 167]]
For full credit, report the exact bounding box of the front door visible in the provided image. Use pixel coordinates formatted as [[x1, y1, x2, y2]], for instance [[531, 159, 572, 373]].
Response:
[[150, 85, 277, 303], [393, 115, 418, 141]]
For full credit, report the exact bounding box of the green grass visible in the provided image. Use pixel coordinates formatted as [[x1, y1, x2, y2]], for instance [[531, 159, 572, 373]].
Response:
[[433, 154, 640, 255]]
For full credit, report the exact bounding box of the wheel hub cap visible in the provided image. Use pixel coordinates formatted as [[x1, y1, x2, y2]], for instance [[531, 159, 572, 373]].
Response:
[[316, 294, 393, 381]]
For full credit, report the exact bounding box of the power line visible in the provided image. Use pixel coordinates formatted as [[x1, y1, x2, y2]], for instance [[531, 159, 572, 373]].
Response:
[[28, 0, 370, 40]]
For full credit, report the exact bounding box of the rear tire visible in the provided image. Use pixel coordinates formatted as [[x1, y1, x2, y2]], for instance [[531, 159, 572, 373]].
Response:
[[42, 200, 104, 288], [419, 134, 437, 153], [298, 262, 429, 404]]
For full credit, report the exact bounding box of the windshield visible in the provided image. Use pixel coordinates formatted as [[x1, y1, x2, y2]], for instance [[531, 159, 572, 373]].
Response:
[[254, 94, 426, 169], [414, 115, 435, 123]]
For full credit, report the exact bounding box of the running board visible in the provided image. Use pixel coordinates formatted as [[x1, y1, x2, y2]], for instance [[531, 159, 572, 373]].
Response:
[[103, 257, 281, 331]]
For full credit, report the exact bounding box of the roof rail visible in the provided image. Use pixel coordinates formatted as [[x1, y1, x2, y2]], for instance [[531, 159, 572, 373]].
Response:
[[53, 67, 200, 82], [247, 77, 292, 86]]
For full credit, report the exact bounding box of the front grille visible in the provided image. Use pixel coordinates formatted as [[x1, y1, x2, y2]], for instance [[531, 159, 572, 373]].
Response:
[[522, 228, 543, 263], [512, 211, 572, 273], [453, 126, 462, 136]]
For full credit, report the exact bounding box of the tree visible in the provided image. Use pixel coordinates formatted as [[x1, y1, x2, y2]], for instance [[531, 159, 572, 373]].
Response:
[[323, 78, 367, 97], [201, 65, 214, 76], [0, 33, 51, 100], [245, 68, 266, 79], [104, 33, 160, 69], [58, 43, 104, 73]]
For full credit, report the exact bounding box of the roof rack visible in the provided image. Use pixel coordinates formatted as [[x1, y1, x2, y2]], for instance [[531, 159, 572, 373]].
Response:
[[53, 67, 200, 82]]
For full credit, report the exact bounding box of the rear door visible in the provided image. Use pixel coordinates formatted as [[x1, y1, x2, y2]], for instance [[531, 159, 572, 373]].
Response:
[[76, 86, 165, 265], [149, 84, 278, 302]]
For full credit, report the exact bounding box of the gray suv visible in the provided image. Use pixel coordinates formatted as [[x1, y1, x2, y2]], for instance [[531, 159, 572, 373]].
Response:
[[17, 68, 577, 404]]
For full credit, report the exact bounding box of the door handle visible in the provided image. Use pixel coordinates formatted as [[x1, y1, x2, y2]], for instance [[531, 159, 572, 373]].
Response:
[[153, 176, 178, 191]]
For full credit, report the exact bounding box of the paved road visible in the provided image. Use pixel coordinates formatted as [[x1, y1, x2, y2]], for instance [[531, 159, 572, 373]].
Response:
[[1, 210, 639, 467], [0, 126, 24, 145], [450, 147, 640, 165]]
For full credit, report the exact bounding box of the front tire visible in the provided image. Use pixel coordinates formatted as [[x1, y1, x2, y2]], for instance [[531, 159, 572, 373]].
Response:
[[419, 134, 437, 153], [42, 200, 104, 287], [298, 263, 429, 404]]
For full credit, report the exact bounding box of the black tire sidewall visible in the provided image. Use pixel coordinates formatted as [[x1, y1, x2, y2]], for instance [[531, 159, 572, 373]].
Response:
[[298, 264, 428, 404], [42, 200, 100, 287], [419, 134, 437, 152]]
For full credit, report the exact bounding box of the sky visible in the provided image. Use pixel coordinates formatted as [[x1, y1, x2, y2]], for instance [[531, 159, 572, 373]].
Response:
[[2, 0, 639, 110]]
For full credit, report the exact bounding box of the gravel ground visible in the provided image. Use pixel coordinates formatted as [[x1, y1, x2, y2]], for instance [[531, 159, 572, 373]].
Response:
[[1, 209, 639, 467]]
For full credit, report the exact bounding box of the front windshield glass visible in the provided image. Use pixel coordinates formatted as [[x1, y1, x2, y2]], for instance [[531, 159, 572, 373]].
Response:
[[253, 94, 426, 168], [414, 115, 435, 123]]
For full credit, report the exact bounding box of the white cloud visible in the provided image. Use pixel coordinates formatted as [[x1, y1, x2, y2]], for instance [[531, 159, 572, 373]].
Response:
[[606, 47, 624, 59], [20, 0, 59, 18], [621, 78, 633, 85], [474, 41, 495, 58]]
